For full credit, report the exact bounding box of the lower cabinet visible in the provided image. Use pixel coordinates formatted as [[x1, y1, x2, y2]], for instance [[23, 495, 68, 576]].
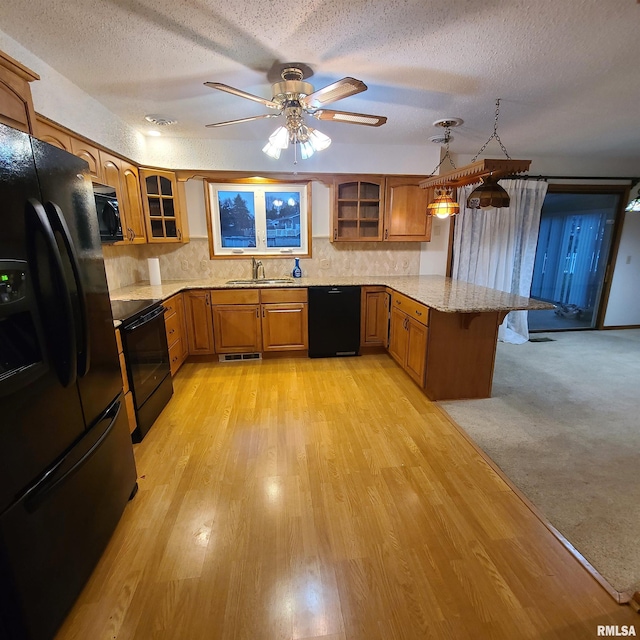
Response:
[[388, 292, 429, 387], [361, 286, 390, 347], [261, 288, 308, 352], [164, 292, 188, 375], [210, 288, 309, 354], [184, 290, 215, 354]]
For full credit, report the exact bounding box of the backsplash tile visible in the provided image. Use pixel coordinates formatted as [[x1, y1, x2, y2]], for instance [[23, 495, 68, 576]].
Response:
[[103, 238, 420, 292]]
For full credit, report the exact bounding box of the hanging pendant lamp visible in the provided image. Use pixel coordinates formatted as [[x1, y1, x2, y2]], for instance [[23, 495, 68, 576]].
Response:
[[467, 99, 512, 210], [426, 119, 462, 218], [427, 187, 460, 218], [466, 176, 510, 210]]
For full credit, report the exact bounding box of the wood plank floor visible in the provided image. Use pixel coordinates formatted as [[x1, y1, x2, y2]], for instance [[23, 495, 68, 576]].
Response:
[[55, 355, 638, 639]]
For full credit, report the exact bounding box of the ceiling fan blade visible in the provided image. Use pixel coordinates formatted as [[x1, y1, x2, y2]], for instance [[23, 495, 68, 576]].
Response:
[[204, 82, 280, 109], [205, 114, 280, 128], [312, 109, 387, 127], [301, 77, 367, 108]]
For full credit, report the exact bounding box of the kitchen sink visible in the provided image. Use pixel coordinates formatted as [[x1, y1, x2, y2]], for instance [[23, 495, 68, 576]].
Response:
[[225, 278, 296, 285]]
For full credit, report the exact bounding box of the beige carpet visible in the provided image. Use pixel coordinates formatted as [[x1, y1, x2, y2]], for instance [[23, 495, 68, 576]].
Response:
[[439, 329, 640, 596]]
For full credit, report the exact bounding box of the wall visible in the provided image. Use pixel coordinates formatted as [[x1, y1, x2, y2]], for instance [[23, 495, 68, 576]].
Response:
[[604, 206, 640, 327], [0, 31, 146, 163], [103, 179, 422, 291]]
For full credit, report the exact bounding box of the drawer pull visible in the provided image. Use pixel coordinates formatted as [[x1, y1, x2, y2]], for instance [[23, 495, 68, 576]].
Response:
[[415, 310, 422, 316]]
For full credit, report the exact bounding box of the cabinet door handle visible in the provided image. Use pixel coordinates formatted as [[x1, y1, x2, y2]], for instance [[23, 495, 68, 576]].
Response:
[[334, 228, 338, 240], [262, 308, 265, 318], [177, 228, 182, 241], [384, 229, 388, 240]]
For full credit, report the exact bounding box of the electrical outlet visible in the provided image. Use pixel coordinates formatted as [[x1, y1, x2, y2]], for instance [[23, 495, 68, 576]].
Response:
[[181, 259, 189, 271], [320, 258, 330, 269], [200, 259, 209, 271], [402, 259, 409, 269]]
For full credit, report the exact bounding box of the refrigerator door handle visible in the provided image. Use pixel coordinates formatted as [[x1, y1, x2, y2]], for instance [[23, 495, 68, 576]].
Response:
[[44, 201, 91, 377], [25, 198, 77, 388], [22, 397, 122, 513]]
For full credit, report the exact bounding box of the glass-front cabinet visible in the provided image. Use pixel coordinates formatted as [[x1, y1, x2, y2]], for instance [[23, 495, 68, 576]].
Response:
[[332, 177, 384, 241], [140, 168, 187, 243]]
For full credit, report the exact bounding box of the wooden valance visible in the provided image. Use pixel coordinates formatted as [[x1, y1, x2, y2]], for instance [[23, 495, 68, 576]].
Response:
[[419, 158, 531, 189]]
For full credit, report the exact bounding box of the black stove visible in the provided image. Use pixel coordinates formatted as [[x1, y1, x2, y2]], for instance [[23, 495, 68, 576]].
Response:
[[110, 298, 160, 324]]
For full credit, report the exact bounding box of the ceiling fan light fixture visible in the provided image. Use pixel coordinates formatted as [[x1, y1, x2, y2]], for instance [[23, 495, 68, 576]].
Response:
[[269, 125, 290, 149], [299, 140, 315, 159], [466, 178, 510, 210], [307, 127, 331, 151], [262, 139, 283, 159]]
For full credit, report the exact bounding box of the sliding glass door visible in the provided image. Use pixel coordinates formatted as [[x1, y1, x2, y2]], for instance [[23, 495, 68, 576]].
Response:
[[528, 190, 621, 331]]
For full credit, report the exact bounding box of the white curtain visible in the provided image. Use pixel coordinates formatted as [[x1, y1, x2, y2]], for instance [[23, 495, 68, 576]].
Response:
[[452, 179, 548, 344]]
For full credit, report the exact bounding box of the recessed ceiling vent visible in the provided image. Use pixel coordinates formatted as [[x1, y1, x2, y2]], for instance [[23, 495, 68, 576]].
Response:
[[144, 114, 177, 126]]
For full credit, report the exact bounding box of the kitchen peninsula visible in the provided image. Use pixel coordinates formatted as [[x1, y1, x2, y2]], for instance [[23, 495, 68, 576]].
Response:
[[110, 275, 552, 401]]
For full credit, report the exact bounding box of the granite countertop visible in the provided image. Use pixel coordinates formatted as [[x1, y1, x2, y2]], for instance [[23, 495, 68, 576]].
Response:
[[109, 275, 554, 314]]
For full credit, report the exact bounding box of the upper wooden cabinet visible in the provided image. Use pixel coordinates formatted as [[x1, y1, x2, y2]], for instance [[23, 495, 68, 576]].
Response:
[[0, 50, 39, 135], [139, 168, 188, 243], [101, 151, 146, 244], [383, 177, 433, 242], [36, 117, 73, 152], [332, 176, 433, 243], [70, 138, 102, 182], [332, 176, 385, 241]]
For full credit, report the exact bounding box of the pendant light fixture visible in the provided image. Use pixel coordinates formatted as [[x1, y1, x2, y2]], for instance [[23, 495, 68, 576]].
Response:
[[467, 99, 512, 210], [426, 119, 462, 218]]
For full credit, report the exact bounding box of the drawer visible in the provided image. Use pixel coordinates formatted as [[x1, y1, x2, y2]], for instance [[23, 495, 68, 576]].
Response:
[[392, 292, 429, 326], [168, 338, 184, 376], [260, 288, 307, 304], [210, 289, 260, 305], [163, 293, 182, 318], [165, 311, 182, 347]]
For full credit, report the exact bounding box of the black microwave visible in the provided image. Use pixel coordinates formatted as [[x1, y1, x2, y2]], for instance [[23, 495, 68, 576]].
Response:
[[93, 182, 123, 244]]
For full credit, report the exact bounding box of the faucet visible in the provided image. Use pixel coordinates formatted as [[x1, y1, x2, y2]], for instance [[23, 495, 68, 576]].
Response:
[[252, 257, 265, 280]]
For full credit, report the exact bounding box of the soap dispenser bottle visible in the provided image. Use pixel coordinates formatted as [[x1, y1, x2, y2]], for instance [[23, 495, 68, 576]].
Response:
[[292, 257, 302, 278]]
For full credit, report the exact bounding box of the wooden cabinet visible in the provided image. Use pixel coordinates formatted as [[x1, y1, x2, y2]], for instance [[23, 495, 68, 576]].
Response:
[[260, 288, 308, 352], [184, 290, 215, 354], [361, 286, 390, 347], [36, 117, 73, 152], [164, 293, 188, 375], [0, 50, 39, 134], [332, 176, 384, 241], [388, 292, 429, 387], [140, 168, 188, 243], [101, 151, 146, 244], [115, 328, 137, 436], [332, 175, 433, 243], [210, 289, 261, 354], [383, 177, 433, 242], [70, 138, 101, 182]]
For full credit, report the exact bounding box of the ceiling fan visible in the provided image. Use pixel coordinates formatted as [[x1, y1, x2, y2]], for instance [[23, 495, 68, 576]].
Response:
[[204, 65, 387, 160]]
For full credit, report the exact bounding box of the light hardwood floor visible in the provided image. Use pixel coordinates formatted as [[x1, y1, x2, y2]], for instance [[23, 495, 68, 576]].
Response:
[[56, 355, 638, 639]]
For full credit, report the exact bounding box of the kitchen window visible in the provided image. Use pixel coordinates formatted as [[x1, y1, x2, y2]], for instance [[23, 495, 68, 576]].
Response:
[[206, 181, 311, 257]]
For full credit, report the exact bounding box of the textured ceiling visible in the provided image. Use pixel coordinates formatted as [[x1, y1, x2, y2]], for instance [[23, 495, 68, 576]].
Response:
[[2, 0, 640, 161]]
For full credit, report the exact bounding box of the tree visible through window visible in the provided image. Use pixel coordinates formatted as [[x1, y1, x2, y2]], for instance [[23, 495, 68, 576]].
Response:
[[207, 182, 311, 257]]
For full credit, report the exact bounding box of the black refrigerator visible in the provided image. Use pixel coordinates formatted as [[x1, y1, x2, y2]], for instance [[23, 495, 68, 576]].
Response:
[[0, 123, 138, 640]]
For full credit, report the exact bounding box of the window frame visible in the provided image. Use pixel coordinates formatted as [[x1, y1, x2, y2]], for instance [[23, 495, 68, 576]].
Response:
[[205, 180, 312, 258]]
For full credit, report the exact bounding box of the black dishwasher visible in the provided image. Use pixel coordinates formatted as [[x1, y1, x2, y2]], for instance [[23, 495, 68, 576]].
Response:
[[308, 286, 361, 357]]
